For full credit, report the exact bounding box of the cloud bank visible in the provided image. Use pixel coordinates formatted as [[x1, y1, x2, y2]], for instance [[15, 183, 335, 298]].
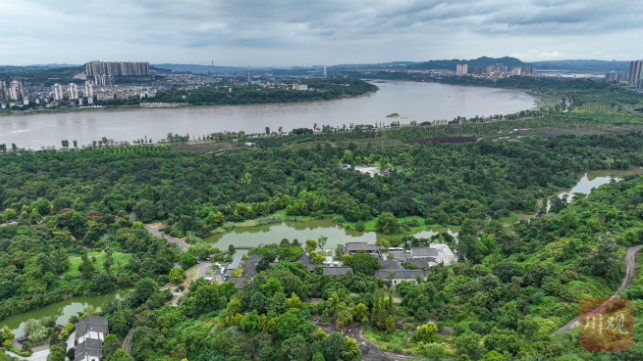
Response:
[[2, 0, 642, 65]]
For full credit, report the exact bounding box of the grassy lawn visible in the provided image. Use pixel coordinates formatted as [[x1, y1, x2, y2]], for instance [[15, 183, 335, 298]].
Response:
[[185, 265, 198, 278], [63, 253, 134, 277]]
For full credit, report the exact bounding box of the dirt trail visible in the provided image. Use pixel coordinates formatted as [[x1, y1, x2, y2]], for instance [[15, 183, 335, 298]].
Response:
[[556, 244, 642, 333]]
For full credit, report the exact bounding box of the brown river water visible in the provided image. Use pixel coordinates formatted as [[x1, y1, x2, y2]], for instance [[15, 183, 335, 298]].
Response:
[[0, 81, 534, 150]]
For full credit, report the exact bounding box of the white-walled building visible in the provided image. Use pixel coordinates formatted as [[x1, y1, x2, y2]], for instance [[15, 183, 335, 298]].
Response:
[[69, 83, 79, 100], [74, 315, 109, 361], [53, 84, 64, 101]]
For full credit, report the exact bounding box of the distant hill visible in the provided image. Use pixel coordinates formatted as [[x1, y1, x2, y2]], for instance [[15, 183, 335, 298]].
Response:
[[407, 56, 527, 71], [530, 59, 630, 72], [0, 64, 82, 72]]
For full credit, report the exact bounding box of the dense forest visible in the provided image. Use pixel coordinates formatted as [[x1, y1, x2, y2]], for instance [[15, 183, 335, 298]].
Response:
[[3, 133, 643, 243], [3, 164, 643, 360], [147, 78, 378, 105]]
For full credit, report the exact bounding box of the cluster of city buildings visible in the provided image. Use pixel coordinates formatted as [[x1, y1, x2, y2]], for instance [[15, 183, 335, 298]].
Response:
[[455, 63, 537, 78], [85, 61, 150, 78], [626, 61, 643, 88], [0, 80, 24, 103]]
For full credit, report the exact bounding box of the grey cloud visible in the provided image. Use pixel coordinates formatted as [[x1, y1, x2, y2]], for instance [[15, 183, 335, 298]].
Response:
[[3, 0, 643, 64]]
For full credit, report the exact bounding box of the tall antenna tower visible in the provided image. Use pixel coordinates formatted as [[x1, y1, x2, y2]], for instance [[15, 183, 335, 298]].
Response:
[[211, 60, 214, 75], [323, 63, 327, 78], [247, 65, 250, 84]]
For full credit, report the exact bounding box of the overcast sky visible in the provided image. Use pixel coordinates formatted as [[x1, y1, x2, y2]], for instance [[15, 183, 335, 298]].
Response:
[[2, 0, 642, 66]]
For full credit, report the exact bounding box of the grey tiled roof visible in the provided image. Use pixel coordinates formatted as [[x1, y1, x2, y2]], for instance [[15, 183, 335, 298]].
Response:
[[410, 248, 438, 257], [406, 258, 437, 269], [375, 269, 430, 279], [228, 277, 247, 289], [296, 254, 312, 265], [322, 266, 354, 276], [343, 242, 378, 253], [379, 259, 404, 270], [244, 264, 258, 278], [230, 256, 242, 269], [75, 316, 108, 338], [245, 254, 263, 264], [75, 339, 103, 361], [390, 252, 413, 262]]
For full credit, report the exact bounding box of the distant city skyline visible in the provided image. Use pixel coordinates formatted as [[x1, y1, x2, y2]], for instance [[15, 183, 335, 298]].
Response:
[[2, 0, 643, 65]]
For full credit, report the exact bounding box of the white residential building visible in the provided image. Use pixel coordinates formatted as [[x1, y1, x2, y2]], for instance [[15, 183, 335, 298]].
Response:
[[84, 81, 94, 98], [9, 81, 23, 101], [69, 83, 79, 99], [53, 83, 64, 101], [456, 64, 469, 76]]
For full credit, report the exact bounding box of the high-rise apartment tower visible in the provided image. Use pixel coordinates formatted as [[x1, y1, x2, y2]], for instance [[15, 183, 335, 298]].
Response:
[[85, 61, 150, 78]]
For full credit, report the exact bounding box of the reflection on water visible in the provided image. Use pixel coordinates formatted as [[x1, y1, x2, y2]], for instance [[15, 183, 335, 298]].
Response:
[[409, 227, 459, 241], [524, 168, 643, 218], [206, 219, 378, 251], [557, 168, 643, 201], [205, 219, 460, 253], [1, 288, 130, 338], [0, 82, 534, 150]]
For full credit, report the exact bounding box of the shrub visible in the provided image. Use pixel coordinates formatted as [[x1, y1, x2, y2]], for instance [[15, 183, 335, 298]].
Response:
[[257, 215, 284, 226], [222, 222, 235, 231], [355, 221, 365, 232]]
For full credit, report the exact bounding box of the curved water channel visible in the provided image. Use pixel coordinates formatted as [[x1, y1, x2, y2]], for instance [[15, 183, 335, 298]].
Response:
[[1, 288, 130, 338], [0, 81, 534, 150], [2, 169, 641, 338]]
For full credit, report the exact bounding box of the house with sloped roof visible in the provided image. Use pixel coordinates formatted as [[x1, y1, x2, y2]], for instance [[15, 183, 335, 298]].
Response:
[[390, 251, 413, 262], [74, 315, 109, 361], [410, 248, 438, 259], [374, 269, 430, 285], [379, 259, 404, 270], [343, 242, 378, 255], [322, 266, 354, 276], [406, 258, 437, 269]]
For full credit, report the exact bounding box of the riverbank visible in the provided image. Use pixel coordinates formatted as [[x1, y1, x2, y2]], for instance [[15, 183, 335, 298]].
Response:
[[0, 81, 535, 150], [0, 79, 378, 118]]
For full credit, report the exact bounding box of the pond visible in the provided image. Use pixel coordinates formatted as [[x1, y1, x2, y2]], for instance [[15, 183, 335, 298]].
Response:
[[524, 168, 643, 217], [555, 168, 643, 202], [1, 288, 130, 338], [205, 218, 459, 253]]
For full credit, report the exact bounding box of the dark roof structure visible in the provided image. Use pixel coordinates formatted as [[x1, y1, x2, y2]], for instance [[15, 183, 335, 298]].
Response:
[[75, 338, 103, 361], [322, 266, 353, 276], [229, 277, 247, 289], [246, 254, 263, 264], [75, 315, 109, 337], [375, 269, 430, 280], [296, 254, 312, 265], [410, 248, 439, 257], [379, 259, 404, 270], [230, 256, 242, 269], [343, 242, 378, 254], [406, 258, 437, 269], [243, 255, 263, 278], [390, 251, 412, 262]]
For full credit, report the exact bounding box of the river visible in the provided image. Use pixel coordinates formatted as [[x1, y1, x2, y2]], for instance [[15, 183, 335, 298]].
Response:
[[0, 82, 534, 150], [1, 288, 130, 338]]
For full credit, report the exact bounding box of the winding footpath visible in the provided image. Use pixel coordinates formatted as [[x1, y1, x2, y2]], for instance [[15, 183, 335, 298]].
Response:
[[556, 244, 642, 333], [128, 210, 189, 250]]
